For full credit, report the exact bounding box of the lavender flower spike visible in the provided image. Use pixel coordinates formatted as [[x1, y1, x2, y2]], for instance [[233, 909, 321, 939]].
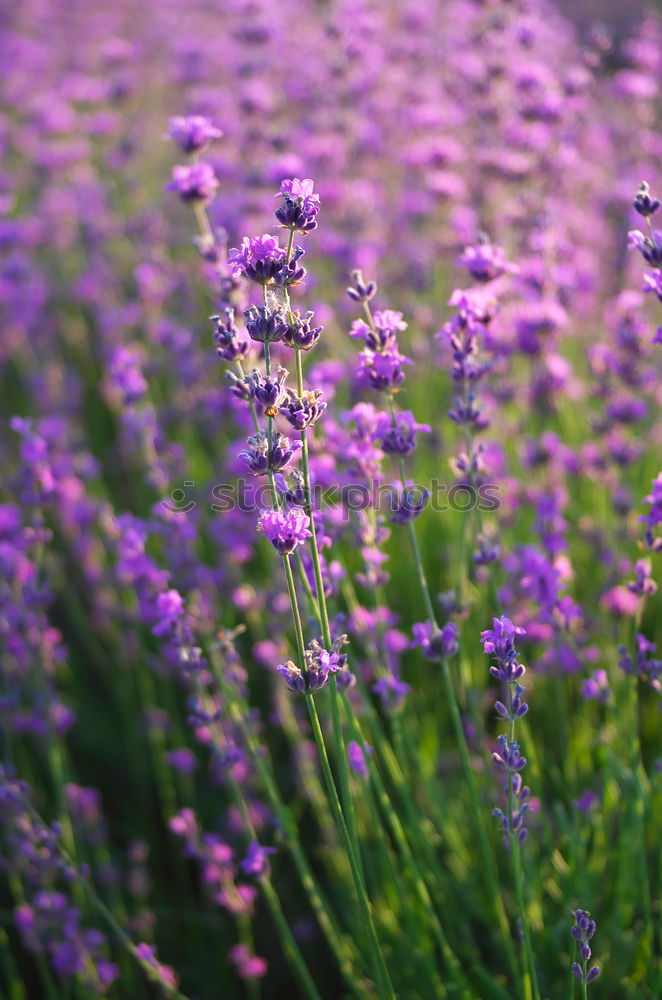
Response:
[[571, 909, 600, 986], [480, 616, 527, 681], [276, 636, 349, 694]]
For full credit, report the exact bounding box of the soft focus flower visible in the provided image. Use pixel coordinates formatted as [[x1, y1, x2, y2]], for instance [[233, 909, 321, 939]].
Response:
[[411, 620, 459, 660], [374, 411, 431, 455], [135, 943, 180, 990], [459, 239, 518, 282], [580, 669, 611, 703], [347, 741, 372, 777], [229, 944, 267, 980], [166, 116, 222, 154], [165, 163, 219, 204], [239, 841, 276, 879], [211, 309, 249, 361]]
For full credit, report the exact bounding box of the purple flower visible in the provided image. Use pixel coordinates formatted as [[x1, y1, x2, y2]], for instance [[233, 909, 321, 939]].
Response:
[[411, 620, 459, 660], [375, 411, 430, 455], [229, 944, 267, 980], [571, 910, 600, 986], [642, 270, 662, 303], [272, 245, 307, 287], [166, 116, 222, 154], [258, 507, 311, 555], [459, 239, 518, 282], [628, 229, 662, 268], [494, 682, 529, 721], [346, 269, 377, 304], [448, 391, 490, 431], [627, 559, 657, 597], [281, 310, 323, 351], [276, 637, 348, 694], [391, 484, 430, 524], [491, 734, 527, 773], [573, 790, 599, 813], [107, 347, 148, 405], [640, 473, 662, 550], [280, 389, 327, 429], [580, 670, 610, 703], [244, 304, 289, 344], [228, 235, 287, 284], [372, 672, 410, 711], [275, 660, 308, 693], [633, 181, 660, 218], [483, 616, 529, 717], [349, 309, 407, 351], [347, 741, 372, 777], [278, 177, 317, 202], [618, 635, 662, 693], [481, 617, 526, 677], [135, 943, 180, 990], [356, 346, 413, 391], [165, 163, 219, 204], [239, 432, 300, 475], [152, 589, 185, 637], [166, 749, 197, 776], [275, 177, 320, 234], [244, 367, 289, 415], [211, 309, 249, 361], [474, 534, 501, 566], [169, 807, 199, 845], [239, 841, 276, 879]]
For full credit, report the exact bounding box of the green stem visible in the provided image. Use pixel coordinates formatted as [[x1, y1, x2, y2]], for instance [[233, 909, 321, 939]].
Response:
[[225, 746, 323, 1000], [305, 696, 395, 1000], [292, 324, 365, 959], [339, 697, 474, 1000], [282, 554, 308, 676], [509, 827, 536, 1000], [294, 348, 332, 644], [383, 369, 520, 982], [397, 484, 520, 985], [507, 706, 539, 1000], [261, 878, 323, 1000], [278, 463, 388, 994], [208, 654, 362, 991]]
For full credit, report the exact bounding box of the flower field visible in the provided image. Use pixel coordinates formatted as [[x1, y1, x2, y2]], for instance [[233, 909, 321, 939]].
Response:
[[2, 1, 662, 998]]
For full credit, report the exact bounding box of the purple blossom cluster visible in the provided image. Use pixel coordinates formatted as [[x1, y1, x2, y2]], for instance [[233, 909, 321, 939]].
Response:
[[482, 618, 531, 843], [571, 909, 600, 986]]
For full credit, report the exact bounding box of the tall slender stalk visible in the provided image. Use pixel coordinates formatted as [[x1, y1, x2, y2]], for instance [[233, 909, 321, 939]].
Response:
[[394, 448, 521, 987]]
